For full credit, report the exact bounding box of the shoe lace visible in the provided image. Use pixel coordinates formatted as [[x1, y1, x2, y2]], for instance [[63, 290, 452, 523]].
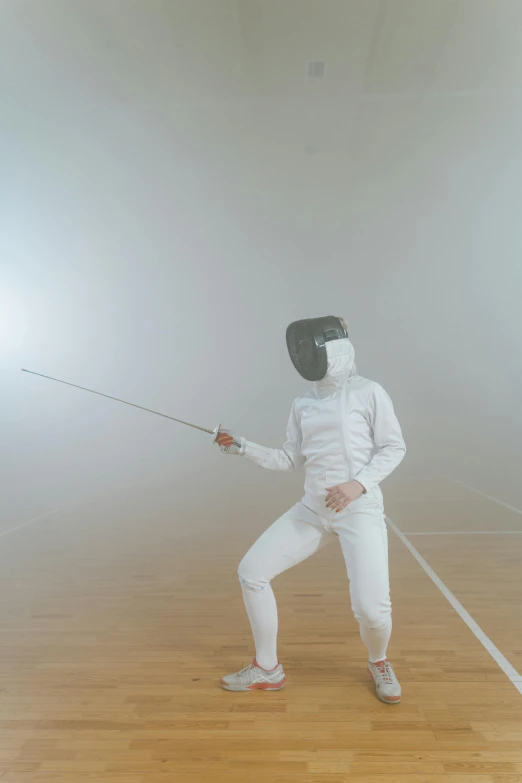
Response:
[[236, 663, 256, 684], [374, 660, 394, 684]]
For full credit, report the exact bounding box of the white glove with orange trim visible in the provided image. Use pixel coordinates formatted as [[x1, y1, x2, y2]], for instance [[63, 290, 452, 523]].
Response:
[[215, 429, 245, 456]]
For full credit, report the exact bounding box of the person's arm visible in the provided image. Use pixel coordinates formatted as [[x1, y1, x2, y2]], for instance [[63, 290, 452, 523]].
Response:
[[354, 383, 406, 493], [242, 400, 304, 471]]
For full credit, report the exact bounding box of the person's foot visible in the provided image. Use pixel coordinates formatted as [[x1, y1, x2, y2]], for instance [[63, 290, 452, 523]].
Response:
[[220, 659, 286, 691], [368, 659, 401, 704]]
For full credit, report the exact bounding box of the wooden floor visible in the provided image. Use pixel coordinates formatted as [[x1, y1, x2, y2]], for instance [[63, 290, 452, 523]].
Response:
[[1, 478, 522, 782]]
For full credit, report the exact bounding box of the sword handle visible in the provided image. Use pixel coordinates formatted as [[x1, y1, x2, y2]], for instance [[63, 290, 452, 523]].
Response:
[[213, 424, 242, 449]]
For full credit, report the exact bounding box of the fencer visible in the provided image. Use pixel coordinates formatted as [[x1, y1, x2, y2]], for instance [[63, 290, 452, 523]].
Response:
[[216, 316, 406, 703]]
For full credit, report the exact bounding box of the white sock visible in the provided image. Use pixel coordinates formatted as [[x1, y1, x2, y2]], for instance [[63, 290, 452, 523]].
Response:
[[360, 619, 392, 663], [241, 583, 279, 671]]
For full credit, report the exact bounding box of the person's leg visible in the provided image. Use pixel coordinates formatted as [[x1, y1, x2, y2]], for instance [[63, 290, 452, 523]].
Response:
[[241, 584, 278, 671], [221, 504, 330, 690], [239, 503, 330, 669], [334, 497, 400, 703]]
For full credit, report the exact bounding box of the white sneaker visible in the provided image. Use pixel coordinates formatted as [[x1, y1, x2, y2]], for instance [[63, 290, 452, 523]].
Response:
[[220, 659, 286, 692], [368, 659, 401, 704]]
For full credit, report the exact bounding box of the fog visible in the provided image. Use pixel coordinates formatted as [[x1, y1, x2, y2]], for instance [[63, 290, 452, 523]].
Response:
[[2, 0, 522, 532]]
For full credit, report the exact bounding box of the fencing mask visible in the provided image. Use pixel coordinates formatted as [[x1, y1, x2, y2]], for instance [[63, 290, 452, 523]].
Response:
[[286, 316, 349, 381]]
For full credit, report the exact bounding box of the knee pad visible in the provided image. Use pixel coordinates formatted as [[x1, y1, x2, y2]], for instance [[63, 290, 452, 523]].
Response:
[[238, 559, 268, 593], [239, 575, 266, 593], [353, 601, 391, 630]]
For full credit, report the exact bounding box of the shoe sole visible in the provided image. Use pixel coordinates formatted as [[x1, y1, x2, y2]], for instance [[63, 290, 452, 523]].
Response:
[[220, 678, 286, 692], [377, 692, 401, 704]]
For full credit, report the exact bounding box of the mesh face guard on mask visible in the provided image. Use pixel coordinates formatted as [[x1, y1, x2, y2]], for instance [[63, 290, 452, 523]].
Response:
[[286, 316, 349, 381]]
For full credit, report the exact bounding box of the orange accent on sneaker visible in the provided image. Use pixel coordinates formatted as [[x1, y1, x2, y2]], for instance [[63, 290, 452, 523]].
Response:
[[253, 659, 280, 672]]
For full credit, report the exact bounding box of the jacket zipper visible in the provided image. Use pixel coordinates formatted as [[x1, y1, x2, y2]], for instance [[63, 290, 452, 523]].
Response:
[[338, 382, 353, 482]]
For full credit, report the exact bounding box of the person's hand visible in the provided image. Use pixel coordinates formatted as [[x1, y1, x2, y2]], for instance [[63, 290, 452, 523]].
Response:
[[215, 429, 243, 455], [326, 480, 365, 512]]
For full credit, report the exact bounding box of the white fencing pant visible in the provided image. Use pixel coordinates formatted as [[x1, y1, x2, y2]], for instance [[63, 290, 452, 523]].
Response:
[[238, 496, 391, 670]]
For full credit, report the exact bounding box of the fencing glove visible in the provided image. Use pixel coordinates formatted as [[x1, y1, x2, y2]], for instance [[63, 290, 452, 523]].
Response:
[[215, 429, 245, 456]]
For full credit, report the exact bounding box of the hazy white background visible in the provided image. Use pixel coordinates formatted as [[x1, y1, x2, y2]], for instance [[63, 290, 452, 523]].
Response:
[[2, 0, 522, 531]]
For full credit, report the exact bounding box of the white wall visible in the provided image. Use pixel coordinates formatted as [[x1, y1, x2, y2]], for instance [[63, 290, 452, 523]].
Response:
[[2, 0, 522, 530]]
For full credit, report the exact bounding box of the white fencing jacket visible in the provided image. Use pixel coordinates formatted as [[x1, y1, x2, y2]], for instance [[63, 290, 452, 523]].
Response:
[[240, 339, 406, 515]]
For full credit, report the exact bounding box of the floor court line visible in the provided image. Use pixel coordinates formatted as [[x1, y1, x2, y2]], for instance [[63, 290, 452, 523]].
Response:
[[448, 477, 522, 516], [0, 509, 59, 541], [404, 530, 522, 535], [386, 515, 522, 695]]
